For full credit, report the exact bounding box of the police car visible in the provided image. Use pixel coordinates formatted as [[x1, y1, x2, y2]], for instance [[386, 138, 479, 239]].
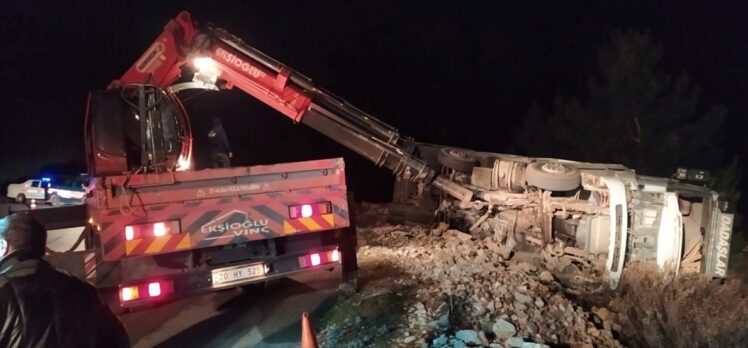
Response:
[[6, 175, 89, 206]]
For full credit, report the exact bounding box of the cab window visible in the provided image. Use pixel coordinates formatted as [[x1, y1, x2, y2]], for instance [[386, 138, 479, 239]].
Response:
[[31, 180, 41, 188]]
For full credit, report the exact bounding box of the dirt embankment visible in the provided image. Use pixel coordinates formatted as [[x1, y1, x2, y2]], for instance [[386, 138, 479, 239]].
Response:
[[320, 203, 748, 347]]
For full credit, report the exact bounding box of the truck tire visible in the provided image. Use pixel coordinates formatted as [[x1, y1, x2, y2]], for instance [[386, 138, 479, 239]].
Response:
[[15, 194, 25, 204], [437, 148, 476, 173], [525, 161, 581, 191]]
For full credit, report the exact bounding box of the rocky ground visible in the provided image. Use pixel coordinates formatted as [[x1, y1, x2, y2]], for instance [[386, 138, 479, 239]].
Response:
[[316, 203, 748, 348]]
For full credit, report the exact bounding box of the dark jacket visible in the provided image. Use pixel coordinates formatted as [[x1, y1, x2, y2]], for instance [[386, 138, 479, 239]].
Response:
[[0, 251, 130, 348], [207, 125, 231, 155]]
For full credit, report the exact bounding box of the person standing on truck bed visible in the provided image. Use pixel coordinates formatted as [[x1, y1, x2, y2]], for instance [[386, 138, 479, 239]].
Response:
[[208, 117, 233, 168], [0, 213, 130, 348]]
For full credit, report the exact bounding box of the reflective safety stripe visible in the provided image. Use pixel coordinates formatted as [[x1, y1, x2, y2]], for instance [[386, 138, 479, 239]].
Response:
[[284, 214, 335, 233], [125, 234, 192, 256], [145, 236, 171, 254]]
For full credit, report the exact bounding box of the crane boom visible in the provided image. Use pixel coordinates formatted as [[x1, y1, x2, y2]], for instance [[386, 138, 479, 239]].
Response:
[[112, 11, 471, 200]]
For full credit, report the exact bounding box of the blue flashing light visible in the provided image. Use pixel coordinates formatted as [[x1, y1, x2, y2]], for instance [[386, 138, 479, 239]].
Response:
[[42, 177, 52, 182]]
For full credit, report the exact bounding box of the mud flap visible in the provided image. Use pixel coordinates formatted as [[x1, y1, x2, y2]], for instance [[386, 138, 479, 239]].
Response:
[[340, 192, 359, 293]]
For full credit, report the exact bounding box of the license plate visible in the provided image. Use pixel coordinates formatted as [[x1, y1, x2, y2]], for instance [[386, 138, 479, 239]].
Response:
[[211, 263, 266, 286]]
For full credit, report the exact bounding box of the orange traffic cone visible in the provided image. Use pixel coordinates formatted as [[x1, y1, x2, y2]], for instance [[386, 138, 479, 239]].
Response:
[[301, 312, 318, 348]]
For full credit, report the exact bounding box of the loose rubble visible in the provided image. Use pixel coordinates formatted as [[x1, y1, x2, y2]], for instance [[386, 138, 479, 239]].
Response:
[[320, 203, 748, 347], [335, 222, 623, 347]]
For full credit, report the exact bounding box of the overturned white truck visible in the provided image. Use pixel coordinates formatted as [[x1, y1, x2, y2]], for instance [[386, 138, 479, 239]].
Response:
[[390, 143, 733, 288]]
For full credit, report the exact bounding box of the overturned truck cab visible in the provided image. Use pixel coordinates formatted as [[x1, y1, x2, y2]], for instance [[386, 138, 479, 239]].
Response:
[[391, 143, 733, 288]]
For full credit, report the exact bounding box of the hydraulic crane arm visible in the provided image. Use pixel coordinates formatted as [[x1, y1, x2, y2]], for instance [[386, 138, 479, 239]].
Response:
[[112, 11, 471, 200]]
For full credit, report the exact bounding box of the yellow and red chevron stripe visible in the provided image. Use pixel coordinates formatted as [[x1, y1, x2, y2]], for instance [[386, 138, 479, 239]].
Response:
[[125, 233, 192, 256], [284, 214, 335, 234]]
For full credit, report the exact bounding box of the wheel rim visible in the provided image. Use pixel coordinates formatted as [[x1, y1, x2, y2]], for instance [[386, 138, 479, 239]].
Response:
[[447, 149, 469, 159], [541, 162, 569, 174]]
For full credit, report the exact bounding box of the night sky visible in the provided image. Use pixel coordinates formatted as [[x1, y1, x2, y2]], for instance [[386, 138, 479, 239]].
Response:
[[1, 1, 746, 207]]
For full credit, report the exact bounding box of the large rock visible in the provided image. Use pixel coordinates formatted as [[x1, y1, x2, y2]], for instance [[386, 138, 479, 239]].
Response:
[[538, 271, 554, 284], [454, 339, 469, 348], [592, 307, 614, 322], [493, 319, 517, 340], [455, 329, 481, 345], [430, 314, 450, 329], [432, 334, 448, 347], [514, 291, 533, 304], [505, 337, 525, 348]]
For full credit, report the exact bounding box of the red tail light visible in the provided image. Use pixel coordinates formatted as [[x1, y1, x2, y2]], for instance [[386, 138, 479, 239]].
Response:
[[289, 202, 332, 219], [298, 249, 340, 268], [124, 220, 181, 240], [310, 253, 321, 266], [119, 280, 173, 303]]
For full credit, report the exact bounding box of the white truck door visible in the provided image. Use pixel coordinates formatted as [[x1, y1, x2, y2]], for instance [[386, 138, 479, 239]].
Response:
[[656, 192, 684, 276]]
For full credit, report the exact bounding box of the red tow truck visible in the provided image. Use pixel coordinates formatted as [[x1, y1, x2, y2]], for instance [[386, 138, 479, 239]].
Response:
[[40, 11, 460, 309]]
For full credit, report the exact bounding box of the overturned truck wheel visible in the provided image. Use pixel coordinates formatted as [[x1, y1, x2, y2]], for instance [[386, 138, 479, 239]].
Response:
[[437, 148, 477, 173], [525, 161, 581, 191]]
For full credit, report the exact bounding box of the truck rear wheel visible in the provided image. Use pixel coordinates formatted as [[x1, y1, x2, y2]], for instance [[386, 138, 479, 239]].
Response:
[[16, 194, 25, 204], [525, 161, 581, 191], [437, 148, 477, 173]]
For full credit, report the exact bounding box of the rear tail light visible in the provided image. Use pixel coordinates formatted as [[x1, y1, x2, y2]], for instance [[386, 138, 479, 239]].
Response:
[[298, 249, 340, 268], [125, 226, 135, 241], [153, 223, 166, 237], [310, 253, 321, 266], [124, 220, 181, 240], [301, 205, 313, 218], [119, 280, 173, 303], [148, 282, 162, 297], [120, 286, 139, 302], [289, 202, 332, 219]]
